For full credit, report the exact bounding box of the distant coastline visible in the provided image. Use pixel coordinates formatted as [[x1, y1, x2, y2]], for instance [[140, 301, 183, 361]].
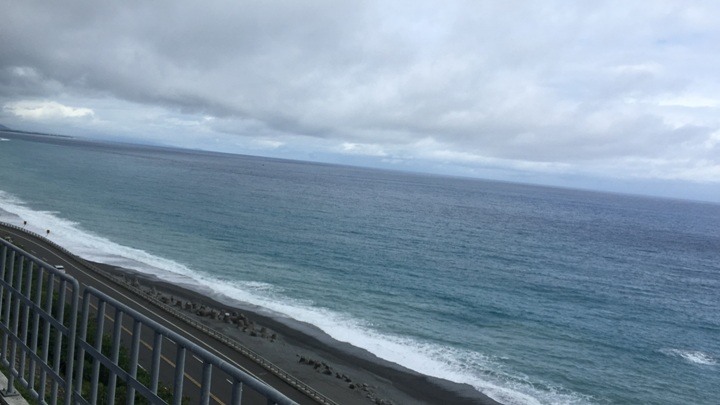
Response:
[[0, 124, 74, 140]]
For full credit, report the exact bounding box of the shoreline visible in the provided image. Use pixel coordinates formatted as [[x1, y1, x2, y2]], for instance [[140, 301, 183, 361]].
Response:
[[94, 262, 501, 405], [0, 220, 501, 404]]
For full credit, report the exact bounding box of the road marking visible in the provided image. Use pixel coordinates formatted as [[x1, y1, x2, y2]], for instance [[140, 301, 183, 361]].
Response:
[[92, 302, 226, 405]]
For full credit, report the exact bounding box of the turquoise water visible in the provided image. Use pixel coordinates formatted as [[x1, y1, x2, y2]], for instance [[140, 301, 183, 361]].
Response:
[[1, 135, 719, 404]]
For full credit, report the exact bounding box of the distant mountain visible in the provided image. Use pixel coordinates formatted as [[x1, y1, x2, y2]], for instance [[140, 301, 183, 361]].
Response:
[[0, 125, 73, 139]]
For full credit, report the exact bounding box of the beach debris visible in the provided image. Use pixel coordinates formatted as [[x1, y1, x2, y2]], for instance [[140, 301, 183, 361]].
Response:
[[221, 312, 234, 323], [335, 372, 352, 382], [154, 289, 280, 343], [298, 355, 337, 377], [296, 355, 393, 404]]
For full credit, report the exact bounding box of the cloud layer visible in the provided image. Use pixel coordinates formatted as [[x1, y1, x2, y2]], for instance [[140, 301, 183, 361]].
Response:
[[4, 100, 94, 120], [1, 1, 719, 187]]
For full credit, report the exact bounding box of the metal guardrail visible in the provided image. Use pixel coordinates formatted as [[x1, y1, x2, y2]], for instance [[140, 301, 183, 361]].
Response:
[[141, 291, 333, 404], [0, 239, 79, 405], [0, 222, 338, 405], [0, 234, 298, 404], [75, 286, 296, 405]]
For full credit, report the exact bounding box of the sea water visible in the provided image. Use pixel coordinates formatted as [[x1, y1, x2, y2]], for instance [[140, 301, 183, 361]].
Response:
[[0, 135, 718, 405]]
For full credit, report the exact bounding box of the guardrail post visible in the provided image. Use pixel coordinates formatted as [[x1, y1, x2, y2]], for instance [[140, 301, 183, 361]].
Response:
[[200, 362, 213, 405], [126, 319, 142, 404], [0, 258, 19, 397], [90, 299, 107, 404], [0, 245, 9, 396], [5, 253, 23, 396], [172, 346, 186, 405]]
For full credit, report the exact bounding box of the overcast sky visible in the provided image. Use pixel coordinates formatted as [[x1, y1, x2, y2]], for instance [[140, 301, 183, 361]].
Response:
[[2, 1, 719, 202]]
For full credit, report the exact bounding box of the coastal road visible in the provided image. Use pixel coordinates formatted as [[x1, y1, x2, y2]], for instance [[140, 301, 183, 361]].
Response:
[[0, 224, 322, 405]]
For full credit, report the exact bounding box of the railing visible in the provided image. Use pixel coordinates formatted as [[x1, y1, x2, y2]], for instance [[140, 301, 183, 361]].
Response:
[[0, 236, 298, 404], [0, 239, 79, 404]]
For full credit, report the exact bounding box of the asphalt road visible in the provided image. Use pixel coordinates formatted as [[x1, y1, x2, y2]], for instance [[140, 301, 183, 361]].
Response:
[[1, 224, 318, 405]]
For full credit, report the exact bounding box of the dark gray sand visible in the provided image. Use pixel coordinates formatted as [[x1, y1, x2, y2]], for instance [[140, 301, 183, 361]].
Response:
[[94, 262, 501, 405]]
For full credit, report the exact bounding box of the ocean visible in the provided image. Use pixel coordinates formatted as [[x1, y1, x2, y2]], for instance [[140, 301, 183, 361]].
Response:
[[0, 134, 718, 404]]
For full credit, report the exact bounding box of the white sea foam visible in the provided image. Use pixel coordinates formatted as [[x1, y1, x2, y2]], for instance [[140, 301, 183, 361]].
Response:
[[152, 270, 596, 405], [0, 190, 196, 284], [661, 348, 717, 366], [0, 189, 595, 405]]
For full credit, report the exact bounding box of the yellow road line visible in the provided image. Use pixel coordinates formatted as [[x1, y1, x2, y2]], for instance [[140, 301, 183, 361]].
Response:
[[92, 303, 226, 405]]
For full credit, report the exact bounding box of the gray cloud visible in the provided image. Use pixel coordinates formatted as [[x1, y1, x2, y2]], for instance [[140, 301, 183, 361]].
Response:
[[1, 0, 720, 190]]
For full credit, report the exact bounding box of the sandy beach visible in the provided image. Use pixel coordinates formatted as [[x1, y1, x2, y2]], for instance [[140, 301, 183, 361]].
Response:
[[94, 262, 501, 405]]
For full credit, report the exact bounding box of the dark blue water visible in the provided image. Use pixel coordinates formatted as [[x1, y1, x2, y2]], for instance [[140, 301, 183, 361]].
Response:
[[1, 135, 718, 404]]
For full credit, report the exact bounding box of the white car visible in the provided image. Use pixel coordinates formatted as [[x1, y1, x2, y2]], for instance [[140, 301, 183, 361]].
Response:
[[54, 265, 65, 273]]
